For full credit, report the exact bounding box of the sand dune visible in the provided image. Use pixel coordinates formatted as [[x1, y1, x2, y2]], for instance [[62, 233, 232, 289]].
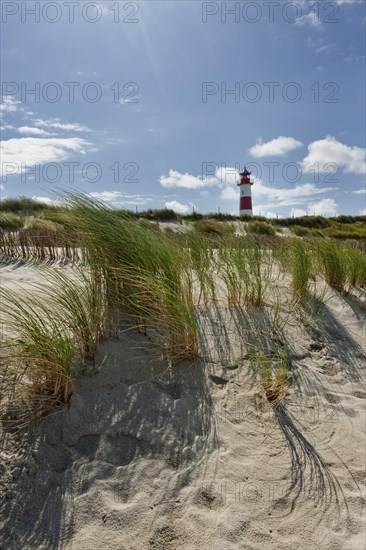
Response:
[[0, 261, 365, 550]]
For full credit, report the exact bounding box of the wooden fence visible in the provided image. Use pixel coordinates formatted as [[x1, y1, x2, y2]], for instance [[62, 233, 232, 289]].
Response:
[[0, 229, 86, 262]]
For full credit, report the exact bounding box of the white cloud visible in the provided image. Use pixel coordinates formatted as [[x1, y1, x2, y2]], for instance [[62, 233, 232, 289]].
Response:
[[309, 198, 338, 217], [89, 191, 152, 207], [17, 126, 53, 136], [263, 211, 281, 219], [31, 118, 91, 133], [343, 55, 365, 64], [290, 199, 338, 217], [0, 123, 14, 131], [253, 180, 336, 204], [160, 169, 216, 189], [252, 205, 282, 218], [160, 167, 239, 193], [165, 200, 192, 214], [0, 96, 20, 113], [302, 136, 366, 175], [295, 13, 321, 27], [249, 136, 303, 158], [0, 137, 92, 175], [221, 187, 238, 200], [290, 208, 307, 218], [252, 179, 337, 216], [120, 99, 138, 105], [215, 166, 238, 185], [31, 196, 59, 205], [336, 0, 362, 5], [359, 208, 366, 215], [316, 44, 336, 54], [76, 70, 98, 77], [160, 167, 242, 192], [352, 187, 366, 194]]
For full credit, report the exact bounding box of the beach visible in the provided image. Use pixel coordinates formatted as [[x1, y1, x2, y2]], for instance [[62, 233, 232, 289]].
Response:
[[1, 258, 365, 550]]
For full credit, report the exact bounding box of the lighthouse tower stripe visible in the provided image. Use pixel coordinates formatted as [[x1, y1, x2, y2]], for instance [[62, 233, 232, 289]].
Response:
[[240, 185, 252, 197], [240, 196, 252, 210]]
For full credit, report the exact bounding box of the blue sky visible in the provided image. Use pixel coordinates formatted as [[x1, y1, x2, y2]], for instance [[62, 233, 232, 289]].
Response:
[[1, 0, 365, 217]]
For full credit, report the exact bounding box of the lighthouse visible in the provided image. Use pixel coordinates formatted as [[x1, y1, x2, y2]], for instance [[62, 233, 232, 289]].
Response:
[[237, 166, 254, 216]]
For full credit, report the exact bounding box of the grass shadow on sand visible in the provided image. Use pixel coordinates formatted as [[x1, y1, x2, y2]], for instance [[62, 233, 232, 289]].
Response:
[[0, 329, 216, 549], [306, 295, 366, 387], [197, 302, 355, 534], [273, 405, 349, 524]]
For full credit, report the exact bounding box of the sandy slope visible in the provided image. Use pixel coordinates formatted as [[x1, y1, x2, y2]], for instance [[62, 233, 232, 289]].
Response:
[[0, 261, 365, 550]]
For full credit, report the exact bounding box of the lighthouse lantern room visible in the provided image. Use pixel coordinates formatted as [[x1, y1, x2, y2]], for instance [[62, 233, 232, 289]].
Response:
[[237, 166, 253, 216]]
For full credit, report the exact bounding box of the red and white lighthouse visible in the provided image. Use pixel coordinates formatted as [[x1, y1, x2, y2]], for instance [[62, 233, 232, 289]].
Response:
[[237, 166, 254, 216]]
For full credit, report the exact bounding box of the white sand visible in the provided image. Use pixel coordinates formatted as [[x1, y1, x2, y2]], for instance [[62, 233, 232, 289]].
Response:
[[0, 261, 365, 549]]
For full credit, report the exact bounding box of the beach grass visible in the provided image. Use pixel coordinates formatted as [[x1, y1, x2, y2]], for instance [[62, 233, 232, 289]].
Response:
[[1, 196, 365, 420], [0, 288, 76, 409], [56, 192, 199, 364], [35, 266, 109, 366], [255, 348, 290, 406], [289, 238, 311, 302], [315, 239, 347, 292]]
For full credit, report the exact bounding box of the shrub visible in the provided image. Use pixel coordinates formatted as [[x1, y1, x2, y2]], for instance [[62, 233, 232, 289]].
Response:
[[140, 208, 178, 221], [182, 212, 203, 221], [26, 218, 62, 232], [194, 220, 234, 236], [205, 212, 237, 221], [323, 223, 366, 240], [330, 215, 366, 225], [291, 226, 324, 238], [0, 213, 24, 230], [0, 197, 53, 214], [39, 207, 74, 225], [247, 220, 275, 236], [273, 216, 330, 229], [291, 225, 312, 237]]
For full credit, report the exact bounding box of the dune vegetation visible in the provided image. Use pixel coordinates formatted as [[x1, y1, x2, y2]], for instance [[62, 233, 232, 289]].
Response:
[[0, 194, 366, 424]]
